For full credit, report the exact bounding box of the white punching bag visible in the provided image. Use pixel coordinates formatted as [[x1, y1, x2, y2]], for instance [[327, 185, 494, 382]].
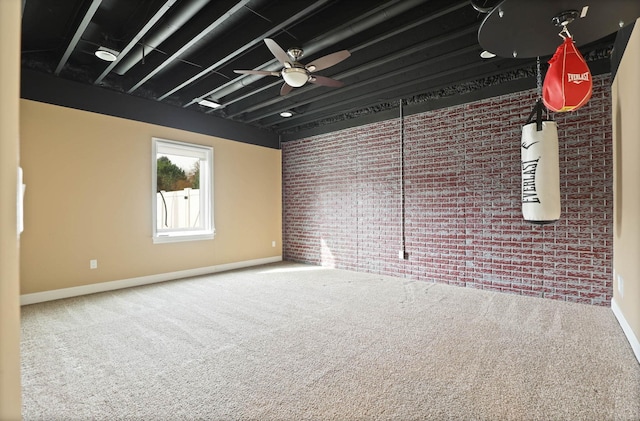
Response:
[[521, 100, 560, 224]]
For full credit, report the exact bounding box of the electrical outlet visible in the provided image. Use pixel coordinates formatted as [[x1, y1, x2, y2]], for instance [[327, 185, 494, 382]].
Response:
[[90, 259, 98, 269], [617, 274, 624, 298], [272, 241, 276, 247]]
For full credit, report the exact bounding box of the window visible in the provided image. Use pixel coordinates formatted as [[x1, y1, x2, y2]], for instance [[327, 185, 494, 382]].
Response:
[[152, 138, 214, 243]]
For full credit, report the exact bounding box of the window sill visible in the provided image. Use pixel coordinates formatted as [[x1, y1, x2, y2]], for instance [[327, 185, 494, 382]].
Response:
[[153, 231, 215, 244]]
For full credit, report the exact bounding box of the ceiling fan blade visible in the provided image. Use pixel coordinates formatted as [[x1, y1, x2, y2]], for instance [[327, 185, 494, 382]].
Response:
[[280, 82, 293, 96], [233, 69, 280, 77], [264, 38, 290, 65], [309, 75, 344, 88], [306, 50, 350, 72]]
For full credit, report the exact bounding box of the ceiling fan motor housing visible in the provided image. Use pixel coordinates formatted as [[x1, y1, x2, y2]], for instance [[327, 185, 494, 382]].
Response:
[[287, 47, 304, 60]]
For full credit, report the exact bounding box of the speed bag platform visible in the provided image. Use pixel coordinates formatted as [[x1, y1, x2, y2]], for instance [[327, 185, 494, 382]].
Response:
[[521, 101, 560, 224], [542, 36, 592, 112]]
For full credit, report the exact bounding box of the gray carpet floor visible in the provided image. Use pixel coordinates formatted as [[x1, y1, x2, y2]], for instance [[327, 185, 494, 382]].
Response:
[[21, 261, 640, 420]]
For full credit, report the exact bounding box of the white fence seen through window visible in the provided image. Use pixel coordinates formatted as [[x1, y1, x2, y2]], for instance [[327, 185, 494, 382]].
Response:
[[157, 188, 201, 230]]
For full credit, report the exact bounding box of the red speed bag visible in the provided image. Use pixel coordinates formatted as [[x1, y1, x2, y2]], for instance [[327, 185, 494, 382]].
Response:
[[542, 37, 592, 112]]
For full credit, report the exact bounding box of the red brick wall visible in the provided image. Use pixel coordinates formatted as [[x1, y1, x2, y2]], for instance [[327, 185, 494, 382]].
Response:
[[282, 75, 613, 306]]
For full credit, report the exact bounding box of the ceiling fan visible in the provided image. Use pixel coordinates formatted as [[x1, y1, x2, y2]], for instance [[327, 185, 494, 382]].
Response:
[[234, 38, 350, 96]]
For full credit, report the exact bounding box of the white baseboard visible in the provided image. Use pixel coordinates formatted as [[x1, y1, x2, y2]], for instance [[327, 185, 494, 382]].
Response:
[[611, 298, 640, 365], [20, 256, 282, 306]]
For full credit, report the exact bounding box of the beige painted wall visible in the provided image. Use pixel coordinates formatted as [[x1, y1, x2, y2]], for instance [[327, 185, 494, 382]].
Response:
[[0, 0, 22, 418], [612, 20, 640, 354], [20, 99, 282, 294]]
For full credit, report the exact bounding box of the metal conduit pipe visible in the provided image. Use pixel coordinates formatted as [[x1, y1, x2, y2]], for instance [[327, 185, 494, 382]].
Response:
[[113, 0, 211, 75], [207, 0, 430, 102]]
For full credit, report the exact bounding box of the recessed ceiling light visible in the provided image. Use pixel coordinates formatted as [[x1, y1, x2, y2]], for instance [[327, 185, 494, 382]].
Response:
[[95, 46, 119, 62], [198, 99, 221, 108], [480, 50, 496, 59], [280, 111, 293, 117]]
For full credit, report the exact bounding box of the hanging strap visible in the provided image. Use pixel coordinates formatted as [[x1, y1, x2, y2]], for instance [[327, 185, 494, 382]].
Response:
[[526, 99, 545, 132]]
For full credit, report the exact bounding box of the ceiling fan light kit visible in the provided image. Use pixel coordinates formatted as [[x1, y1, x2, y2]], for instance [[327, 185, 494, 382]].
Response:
[[281, 67, 309, 87]]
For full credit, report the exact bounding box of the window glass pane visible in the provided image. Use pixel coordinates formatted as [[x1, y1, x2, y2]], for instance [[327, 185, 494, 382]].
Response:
[[156, 153, 201, 231]]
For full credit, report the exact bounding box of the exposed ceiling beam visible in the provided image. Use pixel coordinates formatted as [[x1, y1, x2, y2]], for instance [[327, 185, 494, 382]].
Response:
[[201, 0, 433, 104], [127, 0, 253, 94], [113, 0, 211, 76], [93, 0, 179, 85], [173, 0, 333, 105], [247, 43, 481, 125], [237, 25, 480, 122], [54, 0, 102, 76], [211, 0, 472, 117], [255, 45, 482, 129]]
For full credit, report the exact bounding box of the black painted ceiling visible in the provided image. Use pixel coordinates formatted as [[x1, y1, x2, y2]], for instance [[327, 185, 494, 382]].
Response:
[[21, 0, 620, 142]]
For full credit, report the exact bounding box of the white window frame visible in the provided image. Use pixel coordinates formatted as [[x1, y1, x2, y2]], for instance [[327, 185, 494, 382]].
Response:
[[152, 137, 214, 244]]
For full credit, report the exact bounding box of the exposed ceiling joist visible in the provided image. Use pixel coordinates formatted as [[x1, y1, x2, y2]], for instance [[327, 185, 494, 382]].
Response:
[[274, 49, 507, 132], [127, 0, 253, 94], [54, 0, 102, 76], [236, 26, 480, 122], [205, 0, 432, 104], [170, 0, 333, 104], [211, 0, 471, 118]]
